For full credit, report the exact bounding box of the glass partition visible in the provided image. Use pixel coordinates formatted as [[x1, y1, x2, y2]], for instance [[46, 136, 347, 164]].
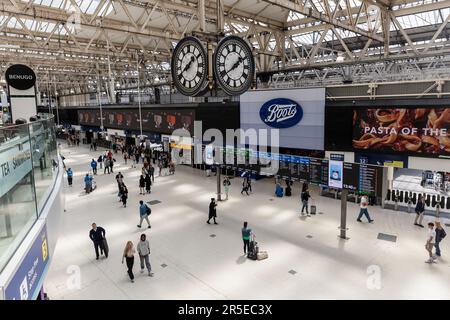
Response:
[[0, 114, 58, 272]]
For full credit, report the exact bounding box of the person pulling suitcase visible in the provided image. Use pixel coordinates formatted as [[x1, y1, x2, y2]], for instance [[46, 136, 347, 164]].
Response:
[[89, 223, 108, 260]]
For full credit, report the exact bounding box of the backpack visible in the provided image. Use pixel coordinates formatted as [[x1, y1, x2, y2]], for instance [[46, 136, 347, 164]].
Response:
[[440, 228, 447, 240], [145, 205, 152, 215]]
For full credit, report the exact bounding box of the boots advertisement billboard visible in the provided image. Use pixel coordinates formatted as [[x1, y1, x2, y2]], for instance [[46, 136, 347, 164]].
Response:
[[353, 108, 450, 156]]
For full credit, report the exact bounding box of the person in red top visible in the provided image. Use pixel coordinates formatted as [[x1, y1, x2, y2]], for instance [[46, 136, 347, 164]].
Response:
[[108, 150, 113, 159]]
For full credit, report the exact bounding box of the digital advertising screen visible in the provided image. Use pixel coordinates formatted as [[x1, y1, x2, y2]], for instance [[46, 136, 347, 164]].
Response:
[[78, 109, 195, 135], [328, 159, 343, 189], [353, 108, 450, 156]]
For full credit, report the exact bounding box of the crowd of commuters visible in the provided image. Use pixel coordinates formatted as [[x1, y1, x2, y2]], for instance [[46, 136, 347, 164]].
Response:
[[61, 138, 449, 285]]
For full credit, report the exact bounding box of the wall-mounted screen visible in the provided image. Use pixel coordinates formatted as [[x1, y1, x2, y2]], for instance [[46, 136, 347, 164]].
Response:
[[353, 108, 450, 156], [78, 109, 195, 135]]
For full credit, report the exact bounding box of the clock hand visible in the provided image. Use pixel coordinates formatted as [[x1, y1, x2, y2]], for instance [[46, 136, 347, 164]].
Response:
[[182, 56, 195, 73], [227, 56, 243, 73]]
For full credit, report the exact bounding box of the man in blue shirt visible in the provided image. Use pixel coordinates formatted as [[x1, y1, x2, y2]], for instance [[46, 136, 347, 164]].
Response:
[[84, 173, 93, 193], [66, 168, 73, 186], [90, 159, 98, 175], [137, 200, 151, 228]]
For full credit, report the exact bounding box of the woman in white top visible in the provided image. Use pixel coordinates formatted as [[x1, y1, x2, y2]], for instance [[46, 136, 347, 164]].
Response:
[[425, 222, 437, 264], [122, 241, 136, 282], [357, 195, 374, 223]]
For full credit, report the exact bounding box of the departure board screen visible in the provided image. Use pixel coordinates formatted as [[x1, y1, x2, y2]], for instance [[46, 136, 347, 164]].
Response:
[[343, 162, 359, 191], [309, 159, 329, 186], [290, 156, 310, 181], [359, 164, 383, 196], [278, 154, 291, 179], [289, 161, 299, 181]]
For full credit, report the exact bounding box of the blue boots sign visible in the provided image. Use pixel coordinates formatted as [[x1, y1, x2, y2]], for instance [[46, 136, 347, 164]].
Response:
[[259, 98, 303, 129]]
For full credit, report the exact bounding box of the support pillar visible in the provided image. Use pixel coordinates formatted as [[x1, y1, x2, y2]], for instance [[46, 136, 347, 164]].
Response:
[[339, 189, 349, 240], [216, 165, 222, 201]]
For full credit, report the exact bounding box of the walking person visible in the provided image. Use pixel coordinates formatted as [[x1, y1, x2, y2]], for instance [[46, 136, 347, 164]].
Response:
[[241, 179, 250, 196], [246, 176, 252, 193], [357, 195, 373, 223], [104, 157, 110, 174], [207, 198, 218, 224], [414, 194, 425, 228], [425, 222, 437, 263], [149, 164, 155, 182], [139, 175, 145, 195], [121, 185, 128, 208], [122, 241, 136, 282], [242, 221, 252, 255], [66, 167, 73, 186], [137, 200, 152, 228], [158, 161, 163, 176], [137, 234, 154, 277], [98, 155, 103, 170], [109, 157, 114, 173], [434, 220, 446, 258], [116, 172, 124, 185], [84, 173, 92, 194], [89, 223, 107, 260], [145, 174, 151, 194], [301, 186, 311, 216], [223, 177, 231, 200], [90, 159, 97, 175], [123, 151, 129, 165]]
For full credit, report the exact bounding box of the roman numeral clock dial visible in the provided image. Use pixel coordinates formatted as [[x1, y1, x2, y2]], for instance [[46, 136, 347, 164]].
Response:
[[214, 35, 255, 96], [171, 36, 208, 96]]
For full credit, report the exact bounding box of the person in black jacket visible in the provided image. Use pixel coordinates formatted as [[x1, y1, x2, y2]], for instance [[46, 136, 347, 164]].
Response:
[[89, 223, 107, 260], [207, 198, 218, 224], [414, 194, 425, 228], [145, 174, 151, 194], [301, 187, 311, 216]]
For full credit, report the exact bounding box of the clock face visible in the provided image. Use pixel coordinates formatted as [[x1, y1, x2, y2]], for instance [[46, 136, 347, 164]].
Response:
[[171, 36, 208, 96], [214, 35, 255, 96]]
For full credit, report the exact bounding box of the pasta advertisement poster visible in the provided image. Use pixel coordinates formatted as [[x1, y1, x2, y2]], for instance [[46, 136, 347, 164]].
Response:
[[352, 108, 450, 155]]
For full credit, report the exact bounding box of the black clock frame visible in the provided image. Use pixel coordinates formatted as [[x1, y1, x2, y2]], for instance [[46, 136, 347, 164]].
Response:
[[171, 36, 208, 97], [213, 35, 255, 96]]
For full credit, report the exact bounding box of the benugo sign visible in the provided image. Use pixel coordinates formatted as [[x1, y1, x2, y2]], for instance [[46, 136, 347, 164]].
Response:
[[5, 64, 36, 91]]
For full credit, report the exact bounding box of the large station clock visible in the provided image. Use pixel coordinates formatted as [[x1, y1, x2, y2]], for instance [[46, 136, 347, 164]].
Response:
[[213, 35, 255, 96], [171, 36, 208, 96]]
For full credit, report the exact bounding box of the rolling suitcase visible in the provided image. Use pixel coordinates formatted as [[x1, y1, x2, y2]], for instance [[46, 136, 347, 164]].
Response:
[[310, 201, 317, 215], [102, 238, 109, 257]]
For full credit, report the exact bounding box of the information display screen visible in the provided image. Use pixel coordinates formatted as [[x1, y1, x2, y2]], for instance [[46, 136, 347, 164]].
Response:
[[309, 158, 328, 186], [278, 154, 291, 179], [290, 156, 310, 181], [343, 162, 359, 191], [359, 164, 383, 196], [249, 150, 260, 174]]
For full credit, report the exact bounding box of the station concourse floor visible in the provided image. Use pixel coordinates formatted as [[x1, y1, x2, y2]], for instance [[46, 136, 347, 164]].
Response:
[[45, 144, 450, 300]]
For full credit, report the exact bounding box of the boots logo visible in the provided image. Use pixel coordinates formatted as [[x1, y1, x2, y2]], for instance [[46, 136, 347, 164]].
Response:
[[259, 98, 303, 129]]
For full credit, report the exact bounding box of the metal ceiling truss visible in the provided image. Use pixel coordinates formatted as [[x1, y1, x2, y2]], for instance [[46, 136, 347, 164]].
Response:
[[1, 0, 450, 97]]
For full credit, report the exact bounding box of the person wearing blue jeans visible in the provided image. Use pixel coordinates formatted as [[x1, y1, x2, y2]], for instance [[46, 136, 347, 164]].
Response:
[[434, 221, 446, 257], [357, 195, 373, 223]]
